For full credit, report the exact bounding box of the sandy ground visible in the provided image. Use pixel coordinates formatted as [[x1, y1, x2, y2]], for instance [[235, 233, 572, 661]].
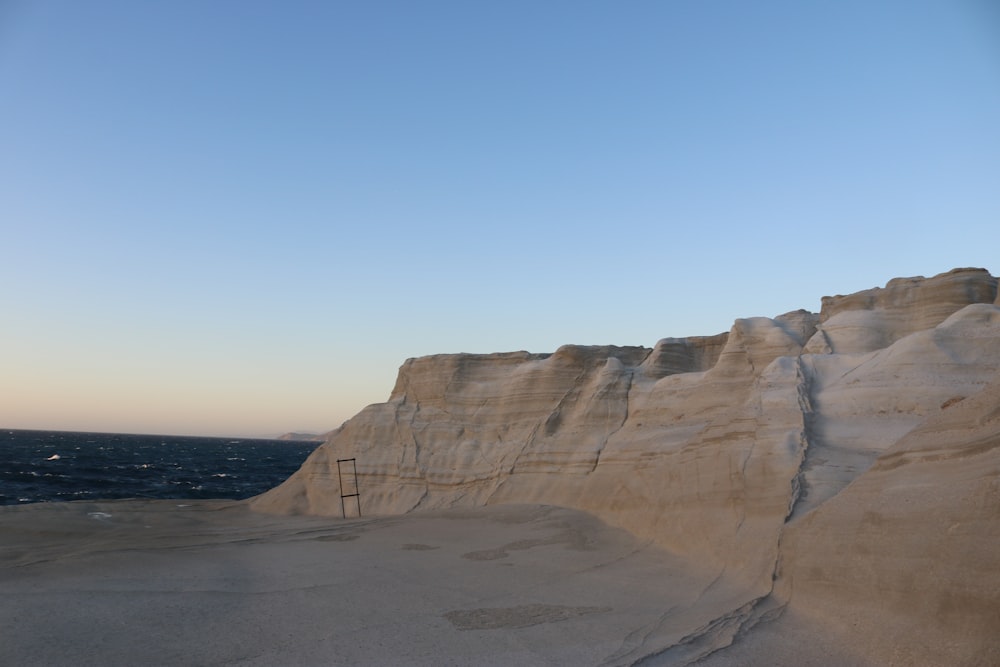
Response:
[[0, 500, 730, 666]]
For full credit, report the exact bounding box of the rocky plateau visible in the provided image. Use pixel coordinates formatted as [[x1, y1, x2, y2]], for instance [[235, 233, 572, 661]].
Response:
[[253, 267, 1000, 665]]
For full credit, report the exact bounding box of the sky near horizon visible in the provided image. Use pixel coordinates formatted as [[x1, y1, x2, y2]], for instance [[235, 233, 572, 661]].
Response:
[[2, 1, 998, 437]]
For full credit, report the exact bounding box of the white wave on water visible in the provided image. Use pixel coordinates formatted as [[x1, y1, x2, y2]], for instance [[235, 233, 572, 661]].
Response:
[[3, 429, 318, 505]]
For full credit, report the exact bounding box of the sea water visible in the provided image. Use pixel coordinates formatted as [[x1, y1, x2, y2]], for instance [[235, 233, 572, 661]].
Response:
[[0, 429, 318, 505]]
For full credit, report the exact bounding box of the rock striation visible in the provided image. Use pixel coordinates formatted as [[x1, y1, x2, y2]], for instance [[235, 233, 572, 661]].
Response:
[[253, 267, 1000, 665]]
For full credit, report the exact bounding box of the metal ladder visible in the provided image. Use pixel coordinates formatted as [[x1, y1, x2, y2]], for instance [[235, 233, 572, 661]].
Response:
[[336, 457, 361, 518]]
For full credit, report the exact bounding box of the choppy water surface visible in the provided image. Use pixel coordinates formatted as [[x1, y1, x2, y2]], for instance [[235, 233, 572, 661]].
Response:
[[1, 429, 318, 505]]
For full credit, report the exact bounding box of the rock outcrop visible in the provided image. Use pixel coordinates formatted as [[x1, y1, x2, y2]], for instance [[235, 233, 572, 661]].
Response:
[[252, 267, 1000, 665], [773, 373, 1000, 666]]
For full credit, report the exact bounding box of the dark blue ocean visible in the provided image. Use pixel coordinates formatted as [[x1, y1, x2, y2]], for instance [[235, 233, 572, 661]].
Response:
[[1, 429, 319, 505]]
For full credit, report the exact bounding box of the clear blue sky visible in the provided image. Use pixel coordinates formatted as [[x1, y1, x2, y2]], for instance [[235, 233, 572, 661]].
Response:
[[2, 1, 998, 436]]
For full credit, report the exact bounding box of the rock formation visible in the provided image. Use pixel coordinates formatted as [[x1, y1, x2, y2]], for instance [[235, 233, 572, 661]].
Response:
[[253, 267, 1000, 665]]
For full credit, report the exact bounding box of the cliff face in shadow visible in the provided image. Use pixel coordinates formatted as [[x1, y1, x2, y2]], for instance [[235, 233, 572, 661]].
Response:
[[252, 267, 1000, 665]]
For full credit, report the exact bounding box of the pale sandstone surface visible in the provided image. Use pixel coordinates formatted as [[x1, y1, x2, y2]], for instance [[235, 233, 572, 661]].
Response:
[[252, 267, 1000, 665], [696, 373, 1000, 667], [0, 501, 718, 667], [775, 372, 1000, 666]]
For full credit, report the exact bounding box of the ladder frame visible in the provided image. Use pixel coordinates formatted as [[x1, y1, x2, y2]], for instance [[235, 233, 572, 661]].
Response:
[[336, 457, 361, 518]]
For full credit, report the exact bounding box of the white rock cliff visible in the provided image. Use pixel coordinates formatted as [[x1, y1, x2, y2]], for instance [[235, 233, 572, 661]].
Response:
[[253, 267, 1000, 665]]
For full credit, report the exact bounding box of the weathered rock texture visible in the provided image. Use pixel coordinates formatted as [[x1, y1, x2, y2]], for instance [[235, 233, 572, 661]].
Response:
[[253, 267, 1000, 666]]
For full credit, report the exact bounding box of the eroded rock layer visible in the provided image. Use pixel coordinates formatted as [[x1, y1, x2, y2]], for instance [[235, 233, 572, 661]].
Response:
[[253, 267, 1000, 665]]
